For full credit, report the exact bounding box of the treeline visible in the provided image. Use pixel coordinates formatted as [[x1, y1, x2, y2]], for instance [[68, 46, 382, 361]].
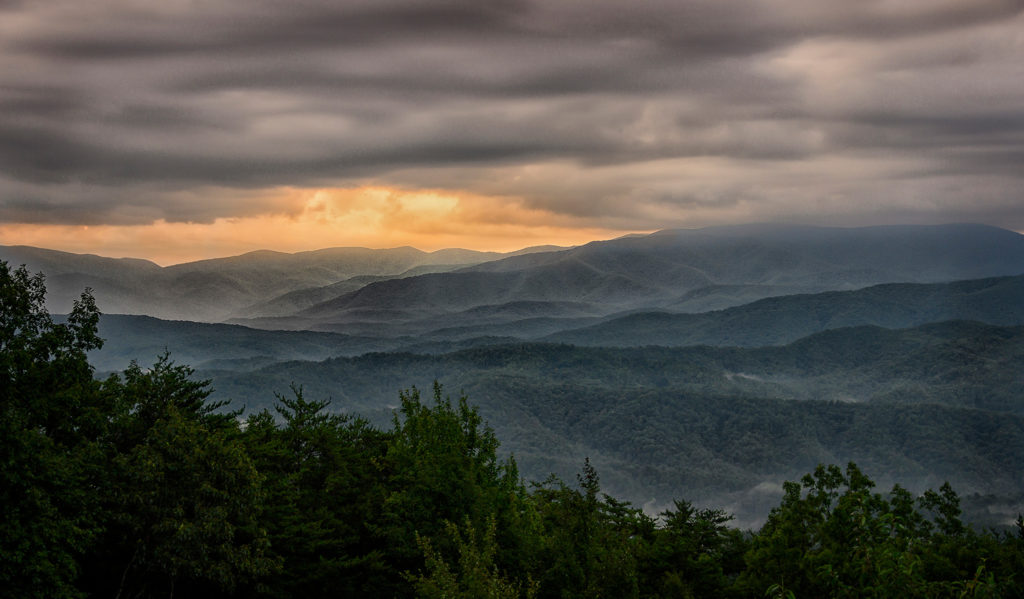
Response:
[[3, 263, 1024, 598], [208, 321, 1024, 416], [203, 338, 1024, 515]]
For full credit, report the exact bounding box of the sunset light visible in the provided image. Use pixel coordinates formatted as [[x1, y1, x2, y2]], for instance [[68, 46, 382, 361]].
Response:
[[4, 3, 1024, 596], [0, 186, 632, 264]]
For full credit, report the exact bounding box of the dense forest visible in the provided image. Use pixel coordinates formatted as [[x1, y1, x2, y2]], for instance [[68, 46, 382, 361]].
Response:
[[198, 325, 1024, 525], [4, 261, 1024, 598]]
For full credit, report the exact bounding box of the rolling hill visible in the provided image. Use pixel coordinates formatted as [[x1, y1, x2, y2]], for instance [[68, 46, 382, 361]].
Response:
[[84, 273, 1024, 371], [197, 320, 1024, 526], [544, 273, 1024, 347], [230, 223, 1024, 334], [13, 222, 1022, 528], [8, 223, 1024, 330], [0, 244, 553, 321]]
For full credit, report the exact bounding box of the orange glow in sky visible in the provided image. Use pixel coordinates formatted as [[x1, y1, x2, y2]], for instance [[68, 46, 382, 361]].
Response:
[[0, 186, 639, 265]]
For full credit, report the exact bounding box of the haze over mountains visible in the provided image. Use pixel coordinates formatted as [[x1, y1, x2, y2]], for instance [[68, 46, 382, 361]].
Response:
[[6, 223, 1022, 329], [227, 223, 1024, 335], [78, 272, 1024, 372], [0, 244, 562, 321], [202, 320, 1024, 522], [6, 222, 1024, 525]]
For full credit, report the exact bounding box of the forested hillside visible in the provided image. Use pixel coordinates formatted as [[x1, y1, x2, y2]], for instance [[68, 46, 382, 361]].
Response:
[[545, 274, 1024, 347], [68, 270, 1024, 525], [78, 314, 393, 372], [78, 272, 1024, 373], [6, 226, 1024, 594], [3, 262, 1024, 599], [200, 322, 1024, 523]]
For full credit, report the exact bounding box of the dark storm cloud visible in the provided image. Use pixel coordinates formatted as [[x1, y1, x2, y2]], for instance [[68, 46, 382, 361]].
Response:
[[1, 0, 1023, 228], [12, 1, 533, 60]]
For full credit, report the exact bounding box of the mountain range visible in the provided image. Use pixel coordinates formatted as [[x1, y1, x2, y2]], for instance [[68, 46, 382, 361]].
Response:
[[7, 222, 1024, 525], [226, 223, 1024, 334], [79, 272, 1024, 372], [198, 320, 1024, 525], [7, 223, 1023, 330], [0, 243, 561, 321]]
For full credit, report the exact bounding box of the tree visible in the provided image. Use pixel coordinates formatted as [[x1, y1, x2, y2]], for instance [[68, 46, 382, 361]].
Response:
[[379, 382, 522, 597], [645, 499, 745, 598], [740, 463, 1009, 598], [242, 385, 391, 598], [411, 516, 536, 599], [530, 460, 647, 599], [108, 406, 273, 598], [110, 352, 233, 449], [76, 355, 275, 599], [0, 262, 104, 599]]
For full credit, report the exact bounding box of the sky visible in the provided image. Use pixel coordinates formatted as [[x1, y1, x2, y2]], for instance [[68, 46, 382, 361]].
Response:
[[1, 0, 1022, 265]]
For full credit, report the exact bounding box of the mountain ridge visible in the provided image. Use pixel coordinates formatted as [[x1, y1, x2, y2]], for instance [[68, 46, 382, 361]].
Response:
[[0, 243, 560, 321], [544, 273, 1024, 347], [229, 223, 1024, 332]]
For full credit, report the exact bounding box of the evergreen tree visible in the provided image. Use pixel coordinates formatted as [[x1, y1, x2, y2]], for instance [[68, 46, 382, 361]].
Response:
[[380, 382, 523, 597], [0, 262, 104, 598], [241, 385, 391, 598]]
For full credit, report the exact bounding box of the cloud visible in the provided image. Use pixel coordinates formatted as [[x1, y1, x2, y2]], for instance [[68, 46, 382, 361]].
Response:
[[0, 0, 1022, 236], [0, 185, 626, 264]]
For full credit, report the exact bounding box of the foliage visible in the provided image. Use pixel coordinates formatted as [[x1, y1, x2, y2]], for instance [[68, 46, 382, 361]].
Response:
[[3, 262, 1024, 598], [241, 385, 391, 598], [643, 499, 746, 598], [203, 326, 1024, 527], [0, 262, 104, 599], [108, 406, 272, 597], [411, 516, 536, 599], [740, 463, 1019, 598]]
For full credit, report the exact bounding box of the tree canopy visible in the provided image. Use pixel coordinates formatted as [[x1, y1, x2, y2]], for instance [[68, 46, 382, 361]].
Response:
[[2, 259, 1023, 598]]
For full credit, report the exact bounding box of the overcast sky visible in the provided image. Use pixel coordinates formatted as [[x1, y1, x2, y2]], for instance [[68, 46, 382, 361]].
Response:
[[1, 0, 1022, 263]]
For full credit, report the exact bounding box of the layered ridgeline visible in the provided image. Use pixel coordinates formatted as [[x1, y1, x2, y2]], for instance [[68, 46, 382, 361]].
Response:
[[9, 223, 1024, 331], [544, 273, 1024, 347], [82, 272, 1024, 371], [0, 244, 561, 321], [77, 274, 1024, 525], [5, 257, 1024, 598], [227, 223, 1024, 334], [83, 317, 1024, 526], [12, 223, 1024, 528]]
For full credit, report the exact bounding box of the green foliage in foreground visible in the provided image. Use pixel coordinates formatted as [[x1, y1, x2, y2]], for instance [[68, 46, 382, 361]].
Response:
[[3, 260, 1024, 598]]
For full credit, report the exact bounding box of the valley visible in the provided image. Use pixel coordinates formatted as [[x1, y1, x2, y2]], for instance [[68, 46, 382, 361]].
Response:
[[7, 222, 1024, 528]]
